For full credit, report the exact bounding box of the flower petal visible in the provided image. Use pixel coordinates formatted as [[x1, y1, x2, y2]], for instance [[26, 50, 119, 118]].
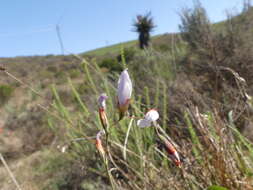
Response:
[[145, 109, 159, 122], [137, 119, 152, 128], [117, 69, 132, 106]]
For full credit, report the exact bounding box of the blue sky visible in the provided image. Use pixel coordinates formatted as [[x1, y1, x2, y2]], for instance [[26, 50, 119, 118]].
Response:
[[0, 0, 243, 57]]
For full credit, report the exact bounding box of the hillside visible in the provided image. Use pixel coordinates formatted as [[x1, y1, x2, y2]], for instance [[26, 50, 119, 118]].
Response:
[[0, 32, 181, 189], [1, 5, 253, 190]]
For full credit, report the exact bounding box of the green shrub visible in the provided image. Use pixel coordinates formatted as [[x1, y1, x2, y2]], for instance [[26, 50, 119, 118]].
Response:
[[77, 82, 90, 95], [68, 69, 81, 78], [47, 65, 58, 73], [117, 48, 136, 63], [99, 58, 122, 71], [55, 71, 65, 79], [179, 1, 211, 51], [54, 71, 68, 84], [0, 85, 14, 106], [157, 44, 170, 52], [39, 70, 54, 79]]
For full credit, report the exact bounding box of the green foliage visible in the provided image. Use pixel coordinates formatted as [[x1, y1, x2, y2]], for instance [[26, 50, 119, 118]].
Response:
[[47, 65, 58, 73], [84, 40, 137, 56], [179, 1, 211, 51], [117, 48, 136, 63], [68, 69, 81, 78], [38, 152, 71, 174], [185, 113, 202, 161], [76, 82, 89, 95], [157, 44, 170, 52], [46, 48, 253, 189], [54, 71, 66, 79], [207, 185, 228, 190], [99, 57, 122, 71], [37, 151, 82, 190], [68, 78, 89, 114], [0, 84, 14, 106], [39, 70, 54, 79]]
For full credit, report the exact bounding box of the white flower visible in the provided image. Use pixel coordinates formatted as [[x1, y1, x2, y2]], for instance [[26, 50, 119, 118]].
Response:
[[98, 93, 108, 109], [57, 145, 68, 153], [61, 145, 68, 153], [137, 109, 159, 128], [117, 69, 132, 106]]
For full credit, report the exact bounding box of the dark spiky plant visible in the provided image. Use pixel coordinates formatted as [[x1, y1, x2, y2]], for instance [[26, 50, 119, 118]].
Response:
[[133, 12, 155, 49]]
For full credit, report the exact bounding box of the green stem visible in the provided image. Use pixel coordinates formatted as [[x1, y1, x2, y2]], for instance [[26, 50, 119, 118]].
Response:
[[104, 157, 116, 190]]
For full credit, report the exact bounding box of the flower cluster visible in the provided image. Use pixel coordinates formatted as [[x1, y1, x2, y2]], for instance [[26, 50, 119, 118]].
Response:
[[96, 68, 181, 167]]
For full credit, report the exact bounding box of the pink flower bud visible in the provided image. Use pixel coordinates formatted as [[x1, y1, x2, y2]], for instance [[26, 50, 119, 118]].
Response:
[[98, 93, 108, 131], [117, 69, 132, 120], [98, 93, 108, 109], [164, 140, 181, 167], [118, 69, 132, 106], [96, 131, 105, 156]]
